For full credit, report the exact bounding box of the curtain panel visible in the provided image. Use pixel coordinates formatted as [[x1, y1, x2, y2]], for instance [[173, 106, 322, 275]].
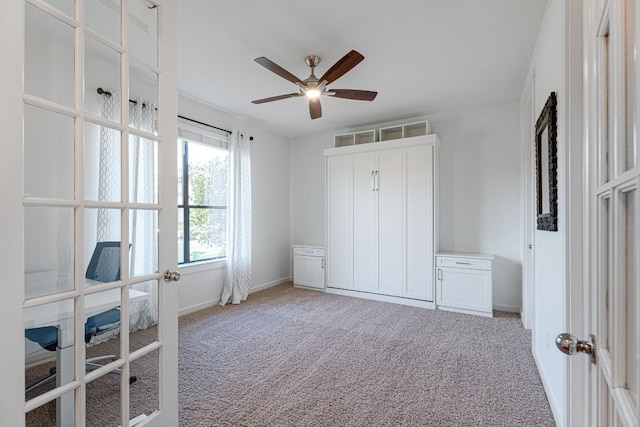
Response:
[[220, 130, 252, 306]]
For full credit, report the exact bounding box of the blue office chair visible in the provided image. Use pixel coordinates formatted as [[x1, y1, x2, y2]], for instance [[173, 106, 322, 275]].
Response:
[[25, 242, 136, 393]]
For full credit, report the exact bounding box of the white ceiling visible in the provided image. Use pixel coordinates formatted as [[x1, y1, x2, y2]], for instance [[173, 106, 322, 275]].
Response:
[[177, 0, 548, 138]]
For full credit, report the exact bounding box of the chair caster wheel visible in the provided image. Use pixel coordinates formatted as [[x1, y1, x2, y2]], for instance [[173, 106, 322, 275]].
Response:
[[129, 375, 137, 384]]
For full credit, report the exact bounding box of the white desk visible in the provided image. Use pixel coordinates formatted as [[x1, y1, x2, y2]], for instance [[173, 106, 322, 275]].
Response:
[[24, 287, 149, 329], [25, 272, 150, 425]]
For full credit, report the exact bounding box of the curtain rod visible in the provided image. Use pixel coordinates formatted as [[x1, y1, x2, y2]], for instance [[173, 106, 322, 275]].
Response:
[[177, 115, 231, 135], [97, 87, 150, 108], [97, 88, 252, 139]]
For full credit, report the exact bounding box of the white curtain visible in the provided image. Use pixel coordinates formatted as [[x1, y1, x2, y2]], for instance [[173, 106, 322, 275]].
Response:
[[97, 91, 158, 336], [97, 91, 121, 241], [220, 130, 252, 306], [128, 99, 158, 330]]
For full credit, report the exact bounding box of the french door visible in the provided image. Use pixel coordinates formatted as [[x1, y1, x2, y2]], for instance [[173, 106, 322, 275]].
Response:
[[583, 0, 639, 425], [0, 0, 178, 425]]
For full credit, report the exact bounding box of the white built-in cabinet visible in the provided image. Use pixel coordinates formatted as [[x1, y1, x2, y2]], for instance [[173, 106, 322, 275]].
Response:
[[292, 245, 325, 290], [325, 134, 439, 306], [435, 252, 494, 317]]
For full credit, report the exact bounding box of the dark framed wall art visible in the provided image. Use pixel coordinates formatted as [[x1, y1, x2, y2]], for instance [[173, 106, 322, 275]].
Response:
[[535, 91, 558, 231]]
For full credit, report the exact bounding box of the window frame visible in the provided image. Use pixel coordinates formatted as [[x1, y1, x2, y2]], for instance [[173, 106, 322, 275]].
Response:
[[177, 122, 229, 265]]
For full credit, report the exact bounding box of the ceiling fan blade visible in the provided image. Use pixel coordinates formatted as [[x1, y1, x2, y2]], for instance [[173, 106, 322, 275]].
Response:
[[309, 98, 322, 119], [252, 93, 302, 104], [319, 50, 365, 85], [255, 57, 303, 84], [328, 89, 378, 101]]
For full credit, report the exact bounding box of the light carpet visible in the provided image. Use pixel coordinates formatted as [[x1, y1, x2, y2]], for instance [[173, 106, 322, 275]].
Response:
[[26, 283, 555, 426]]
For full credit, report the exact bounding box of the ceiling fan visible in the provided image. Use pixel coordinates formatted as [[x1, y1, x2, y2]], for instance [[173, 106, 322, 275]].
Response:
[[251, 50, 377, 120]]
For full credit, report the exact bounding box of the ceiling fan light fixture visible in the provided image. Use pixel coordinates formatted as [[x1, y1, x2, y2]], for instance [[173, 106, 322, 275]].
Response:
[[305, 88, 321, 99], [252, 50, 377, 120]]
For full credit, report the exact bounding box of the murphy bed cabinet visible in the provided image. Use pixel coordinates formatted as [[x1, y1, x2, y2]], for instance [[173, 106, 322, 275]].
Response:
[[324, 134, 439, 307]]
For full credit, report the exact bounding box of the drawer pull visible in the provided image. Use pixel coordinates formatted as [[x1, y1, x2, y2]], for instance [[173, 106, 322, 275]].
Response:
[[455, 262, 472, 265]]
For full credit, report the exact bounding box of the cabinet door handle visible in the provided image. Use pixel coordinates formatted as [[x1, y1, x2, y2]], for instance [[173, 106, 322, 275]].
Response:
[[322, 258, 325, 269], [375, 170, 379, 191], [437, 269, 442, 280], [371, 171, 375, 191]]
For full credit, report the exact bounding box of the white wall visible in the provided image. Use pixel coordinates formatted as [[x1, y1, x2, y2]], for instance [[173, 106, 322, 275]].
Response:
[[288, 101, 524, 312], [523, 0, 567, 425], [289, 132, 329, 246], [431, 102, 522, 312], [177, 95, 291, 315]]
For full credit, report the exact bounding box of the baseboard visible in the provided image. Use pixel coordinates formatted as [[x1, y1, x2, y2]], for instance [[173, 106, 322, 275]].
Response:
[[533, 347, 564, 427], [325, 287, 436, 310], [178, 277, 291, 317], [179, 298, 221, 316], [493, 304, 521, 313], [438, 305, 493, 318], [250, 277, 291, 294]]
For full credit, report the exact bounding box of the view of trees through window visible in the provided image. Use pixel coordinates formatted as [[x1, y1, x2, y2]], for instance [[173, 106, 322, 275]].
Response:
[[178, 139, 228, 263]]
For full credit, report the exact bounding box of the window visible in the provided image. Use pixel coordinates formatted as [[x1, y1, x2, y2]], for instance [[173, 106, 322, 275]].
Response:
[[178, 134, 228, 264]]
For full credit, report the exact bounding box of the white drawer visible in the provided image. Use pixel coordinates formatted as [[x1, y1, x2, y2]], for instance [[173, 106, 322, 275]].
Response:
[[436, 256, 491, 270], [293, 247, 325, 257]]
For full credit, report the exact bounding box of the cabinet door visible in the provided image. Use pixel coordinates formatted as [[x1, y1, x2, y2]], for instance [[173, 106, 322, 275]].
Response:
[[406, 146, 434, 300], [327, 156, 353, 289], [352, 152, 377, 291], [437, 268, 491, 313], [294, 255, 324, 289], [377, 149, 404, 295]]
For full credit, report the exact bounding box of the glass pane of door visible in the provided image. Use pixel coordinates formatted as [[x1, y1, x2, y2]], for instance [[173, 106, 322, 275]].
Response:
[[86, 0, 121, 45], [42, 0, 74, 17], [24, 298, 76, 400], [24, 105, 75, 200], [129, 60, 158, 115], [85, 36, 122, 122], [129, 137, 158, 204], [129, 349, 160, 421], [128, 0, 157, 66], [129, 209, 159, 279], [129, 280, 159, 352], [25, 3, 75, 107], [25, 388, 75, 426], [622, 189, 638, 399], [85, 371, 122, 426], [84, 123, 122, 203], [25, 207, 75, 300], [625, 0, 637, 171]]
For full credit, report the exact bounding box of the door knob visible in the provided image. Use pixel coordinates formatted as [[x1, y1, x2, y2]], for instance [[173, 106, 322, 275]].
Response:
[[163, 270, 181, 282], [555, 333, 596, 364]]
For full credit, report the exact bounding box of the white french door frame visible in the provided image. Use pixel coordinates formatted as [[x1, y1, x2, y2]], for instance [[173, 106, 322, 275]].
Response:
[[0, 0, 28, 425], [579, 0, 640, 425], [564, 2, 588, 427], [520, 68, 535, 331], [0, 0, 178, 425]]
